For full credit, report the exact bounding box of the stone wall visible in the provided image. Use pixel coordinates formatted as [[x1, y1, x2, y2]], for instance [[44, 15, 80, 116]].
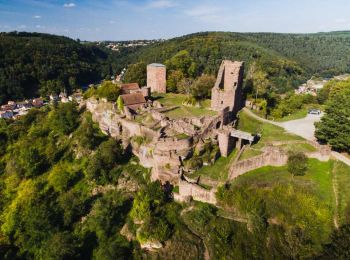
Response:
[[177, 178, 217, 204], [228, 148, 288, 180]]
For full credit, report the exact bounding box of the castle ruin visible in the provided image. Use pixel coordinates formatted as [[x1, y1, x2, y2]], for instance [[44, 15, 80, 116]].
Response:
[[147, 63, 166, 93], [211, 60, 244, 114], [86, 60, 255, 205]]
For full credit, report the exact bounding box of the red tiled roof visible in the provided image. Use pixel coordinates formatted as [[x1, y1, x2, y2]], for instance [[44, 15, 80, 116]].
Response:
[[121, 83, 140, 94], [121, 93, 146, 106]]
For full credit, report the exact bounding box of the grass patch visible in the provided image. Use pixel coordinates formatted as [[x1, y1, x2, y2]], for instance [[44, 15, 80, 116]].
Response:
[[191, 149, 237, 181], [280, 143, 317, 153], [333, 161, 350, 225], [238, 148, 263, 161], [154, 93, 217, 119], [271, 108, 308, 122], [237, 110, 303, 147]]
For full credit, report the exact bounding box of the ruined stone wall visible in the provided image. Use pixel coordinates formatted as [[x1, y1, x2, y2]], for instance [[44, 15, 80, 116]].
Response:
[[155, 137, 193, 153], [211, 60, 244, 113], [228, 148, 288, 180], [147, 64, 166, 93], [178, 179, 217, 204]]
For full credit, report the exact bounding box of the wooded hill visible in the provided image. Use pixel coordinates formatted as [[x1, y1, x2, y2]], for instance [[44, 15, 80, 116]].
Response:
[[3, 31, 350, 103], [0, 32, 122, 104], [116, 31, 350, 93]]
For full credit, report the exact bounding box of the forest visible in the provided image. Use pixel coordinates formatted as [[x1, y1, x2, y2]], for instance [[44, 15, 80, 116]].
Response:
[[0, 32, 127, 104]]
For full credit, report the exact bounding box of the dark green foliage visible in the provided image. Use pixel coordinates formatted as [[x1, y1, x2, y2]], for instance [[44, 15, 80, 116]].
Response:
[[191, 74, 216, 100], [86, 139, 124, 184], [123, 61, 147, 86], [315, 83, 350, 152], [83, 81, 121, 102], [320, 224, 350, 259], [49, 102, 79, 135], [287, 151, 308, 176], [0, 32, 116, 103]]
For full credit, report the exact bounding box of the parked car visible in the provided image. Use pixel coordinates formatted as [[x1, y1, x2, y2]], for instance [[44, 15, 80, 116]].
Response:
[[308, 109, 321, 115]]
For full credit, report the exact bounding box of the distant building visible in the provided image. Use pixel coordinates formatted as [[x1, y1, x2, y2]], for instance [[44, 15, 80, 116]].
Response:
[[32, 98, 43, 107], [0, 110, 13, 119], [147, 63, 166, 94], [120, 93, 147, 111]]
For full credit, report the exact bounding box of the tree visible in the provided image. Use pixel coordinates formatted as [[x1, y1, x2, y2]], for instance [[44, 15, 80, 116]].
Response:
[[49, 102, 79, 135], [287, 151, 308, 176], [315, 84, 350, 152], [191, 74, 216, 100], [123, 62, 147, 86], [97, 81, 120, 102], [320, 224, 350, 259], [166, 70, 184, 93]]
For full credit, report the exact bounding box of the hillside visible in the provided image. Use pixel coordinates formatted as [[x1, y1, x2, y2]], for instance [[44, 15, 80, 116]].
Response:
[[0, 32, 119, 104], [117, 31, 350, 93]]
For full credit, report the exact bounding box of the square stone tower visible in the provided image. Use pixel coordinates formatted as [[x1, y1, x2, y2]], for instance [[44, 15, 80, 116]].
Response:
[[211, 60, 244, 114], [147, 63, 166, 94]]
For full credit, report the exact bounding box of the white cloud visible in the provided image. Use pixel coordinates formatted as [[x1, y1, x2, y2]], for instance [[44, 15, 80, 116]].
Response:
[[35, 25, 46, 29], [185, 5, 224, 23], [109, 20, 116, 24], [18, 25, 27, 29], [63, 3, 76, 8], [147, 0, 176, 9], [33, 15, 41, 19]]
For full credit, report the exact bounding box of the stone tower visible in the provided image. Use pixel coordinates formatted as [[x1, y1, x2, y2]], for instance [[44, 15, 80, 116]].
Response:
[[211, 60, 244, 114], [147, 63, 166, 94]]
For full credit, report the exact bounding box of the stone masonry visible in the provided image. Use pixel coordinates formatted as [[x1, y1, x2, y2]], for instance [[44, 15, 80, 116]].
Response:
[[211, 60, 244, 114], [147, 63, 166, 93]]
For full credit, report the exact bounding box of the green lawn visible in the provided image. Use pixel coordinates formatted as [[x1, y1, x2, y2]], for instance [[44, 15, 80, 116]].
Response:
[[272, 108, 308, 122], [238, 148, 263, 161], [154, 93, 217, 119], [231, 159, 334, 201], [191, 149, 238, 181], [333, 161, 350, 225], [237, 110, 304, 148]]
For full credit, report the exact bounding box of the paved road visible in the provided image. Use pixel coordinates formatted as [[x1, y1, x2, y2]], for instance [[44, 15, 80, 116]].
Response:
[[243, 108, 321, 141], [279, 113, 322, 141], [243, 108, 350, 166]]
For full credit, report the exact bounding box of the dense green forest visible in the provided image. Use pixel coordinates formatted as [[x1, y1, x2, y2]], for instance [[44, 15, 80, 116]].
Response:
[[120, 31, 350, 93], [1, 103, 350, 259], [3, 31, 350, 104], [0, 32, 131, 104]]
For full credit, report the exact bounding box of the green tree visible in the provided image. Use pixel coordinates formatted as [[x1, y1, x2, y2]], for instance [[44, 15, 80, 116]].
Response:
[[287, 151, 308, 176], [315, 86, 350, 152], [166, 70, 184, 93], [191, 74, 216, 100], [97, 81, 120, 102], [123, 61, 147, 86]]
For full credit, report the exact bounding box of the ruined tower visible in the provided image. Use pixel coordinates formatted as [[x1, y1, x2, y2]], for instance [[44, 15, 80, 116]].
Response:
[[211, 60, 244, 114], [147, 63, 166, 94]]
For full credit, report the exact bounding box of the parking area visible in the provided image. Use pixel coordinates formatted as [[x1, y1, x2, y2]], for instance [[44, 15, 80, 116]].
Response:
[[280, 113, 323, 141]]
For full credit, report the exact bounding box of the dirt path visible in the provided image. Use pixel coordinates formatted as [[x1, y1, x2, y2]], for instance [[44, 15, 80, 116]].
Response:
[[332, 164, 340, 229]]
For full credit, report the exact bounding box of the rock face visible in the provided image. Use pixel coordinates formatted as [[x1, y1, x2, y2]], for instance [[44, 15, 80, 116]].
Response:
[[211, 60, 244, 114]]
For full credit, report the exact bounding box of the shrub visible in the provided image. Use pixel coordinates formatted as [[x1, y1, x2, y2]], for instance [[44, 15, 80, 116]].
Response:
[[287, 151, 308, 176]]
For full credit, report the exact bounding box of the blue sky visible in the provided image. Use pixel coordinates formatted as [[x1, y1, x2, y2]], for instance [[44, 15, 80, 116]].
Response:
[[1, 0, 350, 40]]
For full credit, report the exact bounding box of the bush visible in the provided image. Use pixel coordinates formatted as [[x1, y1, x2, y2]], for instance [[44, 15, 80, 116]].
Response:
[[287, 151, 308, 176]]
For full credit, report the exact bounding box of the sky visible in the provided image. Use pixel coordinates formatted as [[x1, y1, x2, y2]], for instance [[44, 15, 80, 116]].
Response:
[[1, 0, 350, 41]]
